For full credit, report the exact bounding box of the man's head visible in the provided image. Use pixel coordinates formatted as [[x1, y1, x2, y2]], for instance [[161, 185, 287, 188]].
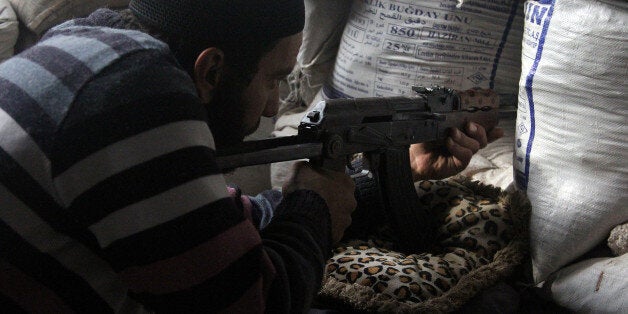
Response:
[[127, 0, 304, 147], [195, 33, 301, 147]]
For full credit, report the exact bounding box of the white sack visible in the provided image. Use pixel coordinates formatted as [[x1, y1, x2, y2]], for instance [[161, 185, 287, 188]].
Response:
[[324, 0, 524, 104], [293, 0, 353, 108], [515, 0, 628, 283], [276, 0, 352, 119], [9, 0, 129, 35], [545, 254, 628, 313], [0, 0, 18, 63]]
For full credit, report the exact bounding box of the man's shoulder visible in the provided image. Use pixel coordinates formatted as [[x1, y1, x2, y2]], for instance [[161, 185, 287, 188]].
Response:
[[0, 13, 195, 143], [40, 15, 170, 66]]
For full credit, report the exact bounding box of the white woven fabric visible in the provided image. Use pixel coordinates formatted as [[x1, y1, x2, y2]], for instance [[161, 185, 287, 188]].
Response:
[[0, 0, 18, 63], [515, 0, 628, 285], [547, 254, 628, 313], [8, 0, 129, 35]]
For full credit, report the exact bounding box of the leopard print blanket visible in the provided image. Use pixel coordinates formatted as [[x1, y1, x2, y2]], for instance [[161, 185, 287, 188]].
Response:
[[318, 177, 530, 313]]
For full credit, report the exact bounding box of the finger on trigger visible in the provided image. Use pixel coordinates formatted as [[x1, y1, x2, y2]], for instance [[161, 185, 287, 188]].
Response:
[[451, 128, 480, 154], [466, 121, 488, 148], [447, 137, 473, 165]]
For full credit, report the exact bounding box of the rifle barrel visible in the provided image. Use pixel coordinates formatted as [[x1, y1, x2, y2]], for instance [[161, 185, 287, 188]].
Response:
[[215, 140, 323, 172]]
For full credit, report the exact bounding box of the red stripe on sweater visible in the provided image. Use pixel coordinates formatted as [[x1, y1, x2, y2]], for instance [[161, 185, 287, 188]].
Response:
[[0, 260, 75, 313], [121, 219, 261, 294]]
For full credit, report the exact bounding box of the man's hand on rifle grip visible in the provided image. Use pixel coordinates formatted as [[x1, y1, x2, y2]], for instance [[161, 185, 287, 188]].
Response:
[[409, 121, 504, 181], [282, 161, 357, 244]]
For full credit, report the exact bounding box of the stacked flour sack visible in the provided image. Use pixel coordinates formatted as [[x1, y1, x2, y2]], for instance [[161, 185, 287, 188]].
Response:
[[515, 0, 627, 312], [2, 0, 130, 59], [7, 0, 130, 36], [273, 0, 525, 189], [0, 0, 18, 63]]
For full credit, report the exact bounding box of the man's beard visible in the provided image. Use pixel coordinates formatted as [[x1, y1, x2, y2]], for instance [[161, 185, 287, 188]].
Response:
[[204, 71, 253, 150]]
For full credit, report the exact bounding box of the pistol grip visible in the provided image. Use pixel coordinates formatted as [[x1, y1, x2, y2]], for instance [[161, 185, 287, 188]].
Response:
[[379, 147, 436, 252], [345, 148, 436, 253]]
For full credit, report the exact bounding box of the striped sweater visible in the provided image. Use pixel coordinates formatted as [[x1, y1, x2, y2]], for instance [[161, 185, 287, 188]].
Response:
[[0, 9, 331, 313]]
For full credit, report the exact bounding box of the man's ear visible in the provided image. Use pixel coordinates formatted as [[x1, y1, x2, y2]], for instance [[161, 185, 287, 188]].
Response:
[[193, 47, 224, 103]]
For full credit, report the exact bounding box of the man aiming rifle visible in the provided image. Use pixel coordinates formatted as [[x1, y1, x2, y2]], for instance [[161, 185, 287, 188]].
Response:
[[0, 0, 500, 312]]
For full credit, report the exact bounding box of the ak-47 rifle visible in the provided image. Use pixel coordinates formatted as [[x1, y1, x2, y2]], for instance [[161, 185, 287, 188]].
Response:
[[215, 86, 499, 253]]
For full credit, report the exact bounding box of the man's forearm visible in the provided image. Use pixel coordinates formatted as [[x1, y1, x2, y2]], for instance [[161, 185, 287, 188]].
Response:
[[260, 190, 332, 312]]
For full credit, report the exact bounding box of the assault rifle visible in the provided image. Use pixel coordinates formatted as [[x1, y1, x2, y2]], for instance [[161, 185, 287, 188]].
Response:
[[215, 86, 499, 252]]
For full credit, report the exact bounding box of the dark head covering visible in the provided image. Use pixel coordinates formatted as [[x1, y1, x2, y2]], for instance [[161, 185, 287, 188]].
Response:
[[129, 0, 305, 44]]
